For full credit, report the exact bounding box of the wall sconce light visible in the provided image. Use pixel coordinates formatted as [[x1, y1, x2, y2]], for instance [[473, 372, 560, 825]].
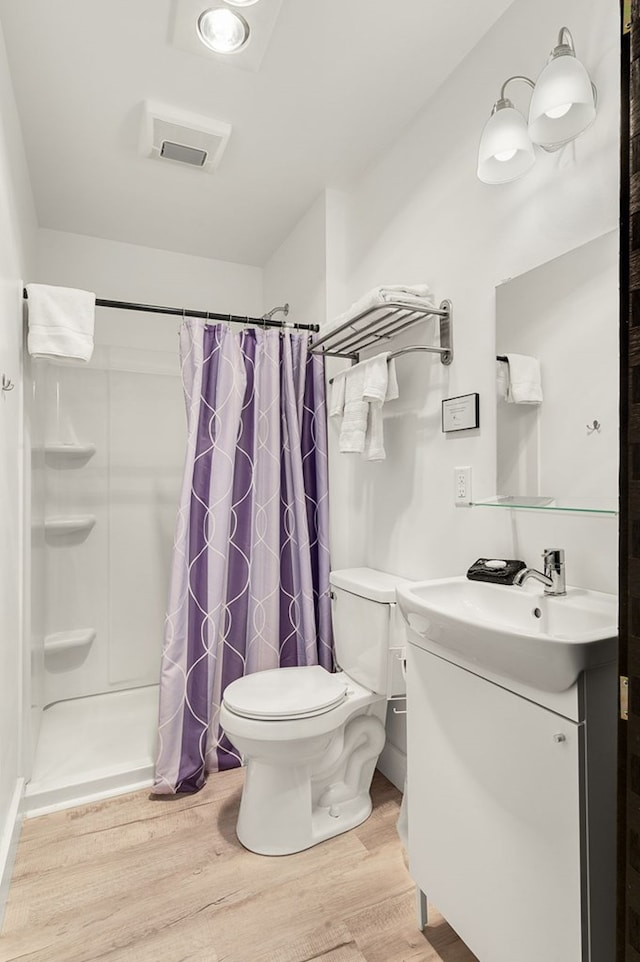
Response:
[[477, 27, 597, 185]]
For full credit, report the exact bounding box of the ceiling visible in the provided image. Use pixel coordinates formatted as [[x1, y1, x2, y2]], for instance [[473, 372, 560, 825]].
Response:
[[0, 0, 516, 266]]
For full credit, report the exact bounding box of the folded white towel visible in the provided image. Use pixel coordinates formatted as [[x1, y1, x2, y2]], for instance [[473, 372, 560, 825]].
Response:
[[504, 353, 543, 404], [329, 371, 347, 418], [362, 354, 390, 404], [363, 355, 399, 461], [339, 364, 369, 452], [496, 359, 509, 400], [374, 283, 433, 302], [340, 402, 369, 453], [327, 284, 436, 339], [332, 354, 399, 459], [26, 283, 96, 362]]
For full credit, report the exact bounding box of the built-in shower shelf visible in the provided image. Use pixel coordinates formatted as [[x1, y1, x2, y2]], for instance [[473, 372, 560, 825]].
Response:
[[44, 442, 96, 461], [44, 628, 96, 655], [44, 515, 96, 536]]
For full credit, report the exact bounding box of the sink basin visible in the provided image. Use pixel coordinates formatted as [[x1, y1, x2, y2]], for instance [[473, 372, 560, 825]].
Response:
[[396, 576, 618, 692]]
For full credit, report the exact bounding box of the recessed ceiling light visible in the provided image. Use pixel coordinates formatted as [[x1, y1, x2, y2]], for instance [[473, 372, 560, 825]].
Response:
[[224, 0, 260, 6], [197, 8, 250, 54]]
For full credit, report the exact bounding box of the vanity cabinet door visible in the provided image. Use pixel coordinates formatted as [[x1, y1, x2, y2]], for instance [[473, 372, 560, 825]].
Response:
[[407, 645, 583, 962]]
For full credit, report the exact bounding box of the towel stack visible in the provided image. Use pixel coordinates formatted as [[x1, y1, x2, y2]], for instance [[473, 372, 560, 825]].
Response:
[[497, 354, 543, 404], [330, 284, 435, 333], [330, 353, 398, 461], [26, 283, 96, 362]]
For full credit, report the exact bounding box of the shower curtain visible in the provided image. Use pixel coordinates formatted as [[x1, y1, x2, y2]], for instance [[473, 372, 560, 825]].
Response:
[[153, 319, 332, 794]]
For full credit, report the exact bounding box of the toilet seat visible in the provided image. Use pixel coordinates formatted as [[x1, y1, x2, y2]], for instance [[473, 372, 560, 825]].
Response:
[[222, 665, 348, 721]]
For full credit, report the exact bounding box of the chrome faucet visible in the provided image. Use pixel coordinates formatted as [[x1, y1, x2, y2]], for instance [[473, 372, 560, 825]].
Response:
[[513, 548, 566, 596]]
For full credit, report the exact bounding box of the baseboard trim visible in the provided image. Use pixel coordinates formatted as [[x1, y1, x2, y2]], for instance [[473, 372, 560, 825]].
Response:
[[0, 778, 24, 929], [377, 741, 406, 791]]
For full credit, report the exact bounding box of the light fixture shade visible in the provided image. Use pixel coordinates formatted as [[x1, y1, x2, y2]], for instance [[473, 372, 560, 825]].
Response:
[[528, 54, 595, 146], [477, 104, 536, 185], [197, 8, 250, 53]]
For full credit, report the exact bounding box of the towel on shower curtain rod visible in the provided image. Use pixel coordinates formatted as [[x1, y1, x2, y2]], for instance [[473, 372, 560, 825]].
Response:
[[26, 283, 96, 362]]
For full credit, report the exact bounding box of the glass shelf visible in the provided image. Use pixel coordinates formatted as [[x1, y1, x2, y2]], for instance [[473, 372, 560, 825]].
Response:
[[473, 497, 619, 517]]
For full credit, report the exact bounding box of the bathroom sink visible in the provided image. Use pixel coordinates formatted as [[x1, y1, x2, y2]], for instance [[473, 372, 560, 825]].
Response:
[[396, 576, 617, 692]]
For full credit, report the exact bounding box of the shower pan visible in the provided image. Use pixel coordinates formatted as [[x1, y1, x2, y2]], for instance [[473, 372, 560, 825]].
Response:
[[26, 340, 184, 815]]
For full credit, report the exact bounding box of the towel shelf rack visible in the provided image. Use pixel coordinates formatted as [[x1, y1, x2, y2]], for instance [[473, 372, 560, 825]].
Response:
[[311, 298, 453, 366]]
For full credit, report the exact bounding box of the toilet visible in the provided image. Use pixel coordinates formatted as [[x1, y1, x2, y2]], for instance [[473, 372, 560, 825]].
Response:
[[219, 567, 407, 855]]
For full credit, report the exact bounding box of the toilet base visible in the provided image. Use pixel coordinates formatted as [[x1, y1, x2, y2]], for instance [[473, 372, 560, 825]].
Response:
[[237, 777, 373, 856], [311, 792, 373, 847], [233, 708, 386, 856]]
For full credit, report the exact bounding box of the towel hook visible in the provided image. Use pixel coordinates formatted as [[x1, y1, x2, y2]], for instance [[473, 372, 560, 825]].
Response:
[[586, 419, 601, 434], [2, 374, 14, 394]]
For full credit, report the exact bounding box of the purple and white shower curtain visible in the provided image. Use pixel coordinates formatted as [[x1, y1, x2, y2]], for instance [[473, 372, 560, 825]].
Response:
[[153, 319, 332, 794]]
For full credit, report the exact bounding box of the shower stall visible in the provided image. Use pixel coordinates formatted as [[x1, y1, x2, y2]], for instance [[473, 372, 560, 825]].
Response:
[[26, 328, 184, 815]]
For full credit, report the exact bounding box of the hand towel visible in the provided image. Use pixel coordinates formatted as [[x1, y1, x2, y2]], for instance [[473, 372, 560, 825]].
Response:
[[362, 353, 390, 404], [362, 355, 399, 461], [329, 370, 347, 418], [504, 353, 543, 404], [339, 364, 368, 453], [334, 353, 400, 457], [26, 283, 96, 362], [496, 359, 509, 400]]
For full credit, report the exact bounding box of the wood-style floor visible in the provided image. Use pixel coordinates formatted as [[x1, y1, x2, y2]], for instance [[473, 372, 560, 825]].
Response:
[[1, 770, 478, 962]]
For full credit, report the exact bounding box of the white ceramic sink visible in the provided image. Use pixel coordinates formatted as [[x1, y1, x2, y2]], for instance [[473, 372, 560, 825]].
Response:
[[396, 576, 618, 692]]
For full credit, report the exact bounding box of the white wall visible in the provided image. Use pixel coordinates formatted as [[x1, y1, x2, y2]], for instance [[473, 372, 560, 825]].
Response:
[[263, 192, 328, 329], [36, 229, 263, 348], [341, 0, 619, 589], [0, 16, 36, 922], [264, 0, 620, 785]]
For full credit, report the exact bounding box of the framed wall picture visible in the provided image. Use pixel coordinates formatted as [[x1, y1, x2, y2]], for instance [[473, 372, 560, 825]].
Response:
[[442, 393, 480, 433]]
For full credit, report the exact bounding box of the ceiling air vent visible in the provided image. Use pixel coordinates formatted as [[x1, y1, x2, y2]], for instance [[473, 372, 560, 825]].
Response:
[[160, 141, 207, 167], [140, 100, 231, 174]]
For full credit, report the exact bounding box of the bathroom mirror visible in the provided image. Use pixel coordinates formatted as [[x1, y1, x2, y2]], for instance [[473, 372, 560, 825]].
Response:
[[494, 229, 619, 514]]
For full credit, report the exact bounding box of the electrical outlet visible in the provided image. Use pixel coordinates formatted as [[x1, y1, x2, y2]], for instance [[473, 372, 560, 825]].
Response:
[[454, 466, 472, 506]]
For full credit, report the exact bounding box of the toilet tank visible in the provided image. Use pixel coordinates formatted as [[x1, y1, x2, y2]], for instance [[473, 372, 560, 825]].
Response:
[[329, 567, 408, 697]]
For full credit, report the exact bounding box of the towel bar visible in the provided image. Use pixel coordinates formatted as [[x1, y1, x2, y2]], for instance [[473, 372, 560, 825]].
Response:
[[313, 299, 453, 368]]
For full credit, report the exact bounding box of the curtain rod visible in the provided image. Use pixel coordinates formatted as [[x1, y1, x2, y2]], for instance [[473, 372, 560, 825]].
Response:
[[22, 289, 320, 333]]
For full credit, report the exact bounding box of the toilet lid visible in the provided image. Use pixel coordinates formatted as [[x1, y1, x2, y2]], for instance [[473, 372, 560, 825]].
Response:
[[223, 666, 349, 720]]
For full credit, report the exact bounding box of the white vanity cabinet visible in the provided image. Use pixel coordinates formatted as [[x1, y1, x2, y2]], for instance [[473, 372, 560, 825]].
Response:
[[406, 640, 616, 962]]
